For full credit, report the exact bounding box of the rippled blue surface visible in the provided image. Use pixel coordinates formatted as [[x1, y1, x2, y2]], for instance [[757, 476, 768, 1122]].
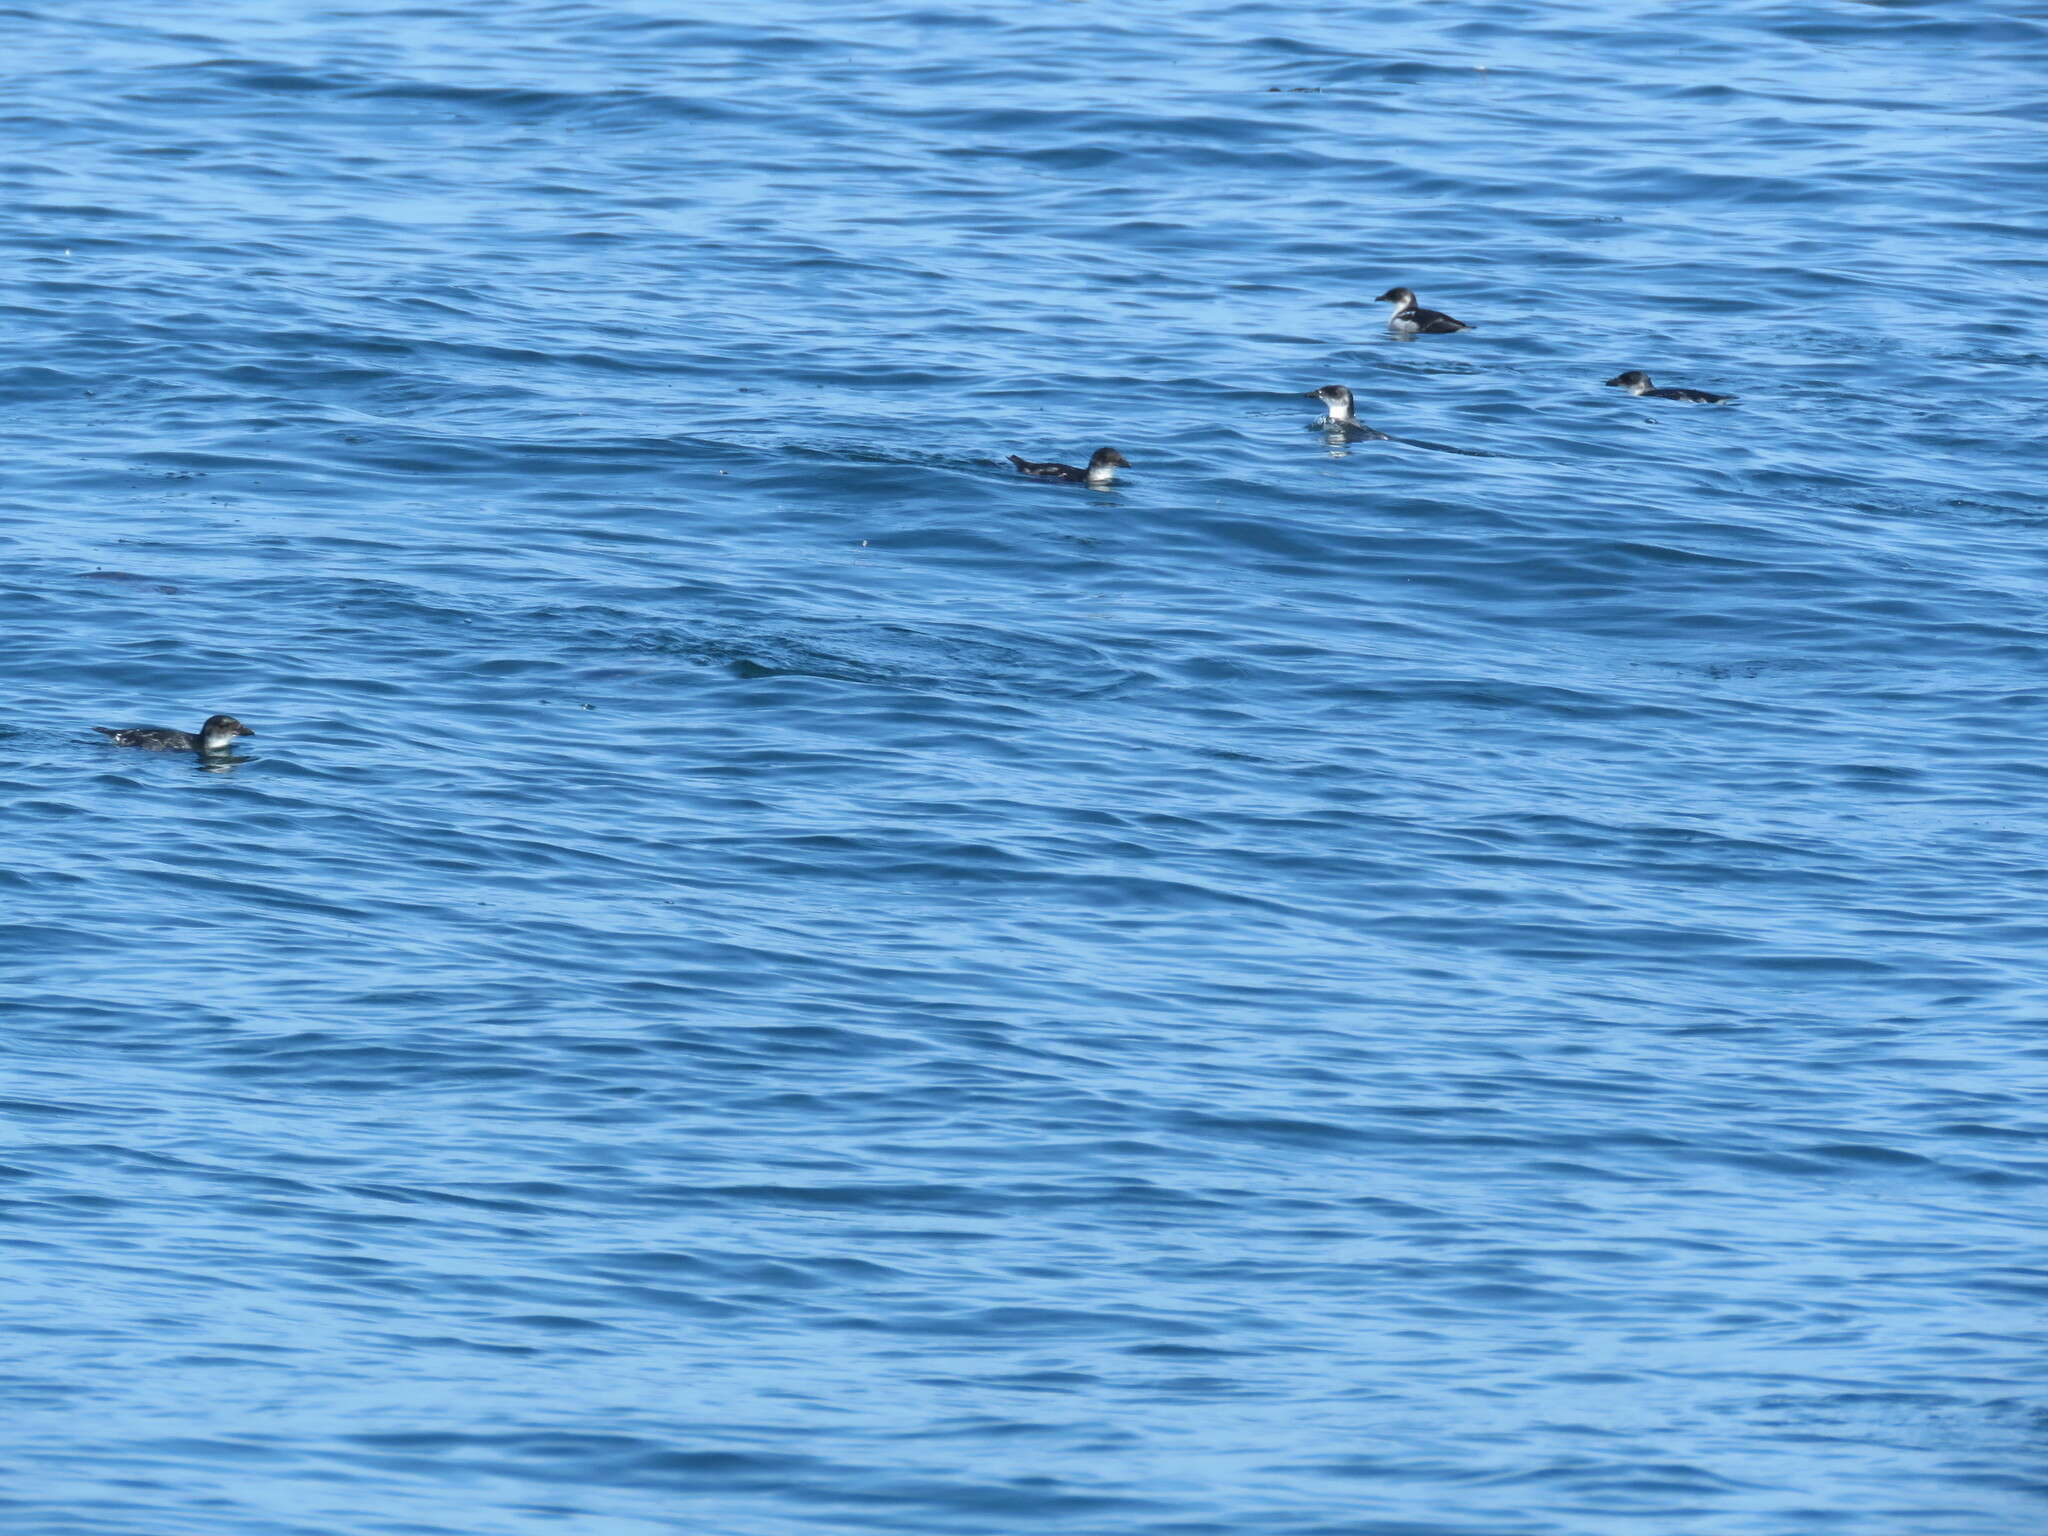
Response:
[[6, 2, 2047, 1532]]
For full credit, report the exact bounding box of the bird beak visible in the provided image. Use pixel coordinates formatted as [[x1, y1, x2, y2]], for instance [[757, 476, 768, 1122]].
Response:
[[239, 725, 256, 736]]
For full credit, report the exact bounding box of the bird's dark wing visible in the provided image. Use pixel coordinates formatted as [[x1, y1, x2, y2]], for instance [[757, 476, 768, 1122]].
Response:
[[1010, 456, 1083, 480], [1412, 308, 1471, 333]]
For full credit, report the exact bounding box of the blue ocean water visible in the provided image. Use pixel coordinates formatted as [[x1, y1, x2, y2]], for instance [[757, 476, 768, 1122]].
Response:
[[4, 2, 2047, 1532]]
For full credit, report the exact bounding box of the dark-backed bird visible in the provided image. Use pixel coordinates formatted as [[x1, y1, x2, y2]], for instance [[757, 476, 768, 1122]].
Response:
[[94, 714, 255, 752], [1375, 286, 1471, 335], [1008, 447, 1130, 486], [1305, 385, 1389, 441], [1605, 370, 1733, 404]]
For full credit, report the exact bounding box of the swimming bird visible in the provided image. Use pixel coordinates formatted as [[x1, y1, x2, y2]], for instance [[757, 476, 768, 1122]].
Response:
[[1305, 385, 1388, 441], [94, 714, 255, 752], [1008, 448, 1130, 486], [1374, 286, 1471, 334], [1605, 370, 1733, 404]]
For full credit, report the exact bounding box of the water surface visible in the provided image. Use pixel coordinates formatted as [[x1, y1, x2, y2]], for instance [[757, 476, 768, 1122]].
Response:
[[5, 3, 2047, 1533]]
